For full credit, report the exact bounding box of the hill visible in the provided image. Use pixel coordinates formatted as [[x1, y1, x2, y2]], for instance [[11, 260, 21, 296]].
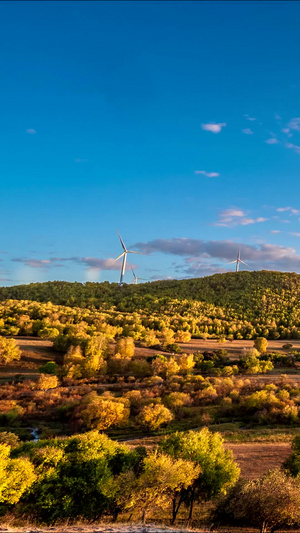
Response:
[[0, 271, 300, 338], [0, 269, 299, 310]]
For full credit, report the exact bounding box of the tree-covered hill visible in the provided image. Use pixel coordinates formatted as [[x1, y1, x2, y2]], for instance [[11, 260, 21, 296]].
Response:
[[0, 270, 300, 316], [1, 270, 300, 338]]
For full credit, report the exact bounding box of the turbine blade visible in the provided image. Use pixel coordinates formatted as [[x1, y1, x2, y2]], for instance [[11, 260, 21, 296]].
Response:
[[117, 230, 127, 251], [131, 267, 136, 278], [240, 260, 249, 267], [127, 250, 142, 254], [227, 260, 237, 264], [114, 252, 125, 261]]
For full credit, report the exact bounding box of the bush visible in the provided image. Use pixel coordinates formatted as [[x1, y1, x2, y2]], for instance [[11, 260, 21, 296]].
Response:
[[37, 374, 59, 390], [0, 443, 36, 504], [283, 343, 293, 350], [78, 392, 130, 430], [137, 403, 173, 432], [39, 361, 58, 375], [215, 469, 300, 533], [254, 337, 268, 353], [164, 343, 182, 354], [0, 337, 21, 364]]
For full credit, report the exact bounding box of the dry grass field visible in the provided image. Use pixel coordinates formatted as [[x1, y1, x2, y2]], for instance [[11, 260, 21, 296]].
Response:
[[225, 442, 291, 478]]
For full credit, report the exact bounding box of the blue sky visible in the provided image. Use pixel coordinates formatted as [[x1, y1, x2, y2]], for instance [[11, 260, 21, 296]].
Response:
[[1, 0, 300, 285]]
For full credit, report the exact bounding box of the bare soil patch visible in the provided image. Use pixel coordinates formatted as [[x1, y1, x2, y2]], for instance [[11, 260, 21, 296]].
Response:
[[225, 442, 291, 479], [136, 339, 300, 360], [0, 337, 60, 381]]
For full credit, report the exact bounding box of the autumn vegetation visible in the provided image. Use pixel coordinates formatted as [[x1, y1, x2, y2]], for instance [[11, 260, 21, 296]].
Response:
[[1, 272, 300, 529]]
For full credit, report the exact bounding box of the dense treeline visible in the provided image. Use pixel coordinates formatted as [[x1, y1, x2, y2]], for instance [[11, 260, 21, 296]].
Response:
[[2, 428, 300, 532], [0, 428, 238, 525], [1, 271, 300, 338]]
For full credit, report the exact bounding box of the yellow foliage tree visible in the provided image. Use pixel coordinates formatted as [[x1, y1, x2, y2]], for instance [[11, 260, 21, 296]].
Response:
[[0, 337, 21, 364], [37, 374, 58, 390], [115, 337, 135, 358], [80, 393, 129, 430], [137, 403, 173, 431], [0, 444, 36, 504]]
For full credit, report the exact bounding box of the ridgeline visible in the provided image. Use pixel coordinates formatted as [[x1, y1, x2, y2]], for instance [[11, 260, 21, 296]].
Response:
[[0, 270, 299, 309], [0, 271, 300, 333]]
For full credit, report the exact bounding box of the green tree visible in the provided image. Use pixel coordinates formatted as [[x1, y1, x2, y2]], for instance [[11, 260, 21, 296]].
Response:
[[160, 428, 240, 522], [284, 435, 300, 476], [110, 451, 200, 524], [21, 432, 135, 523]]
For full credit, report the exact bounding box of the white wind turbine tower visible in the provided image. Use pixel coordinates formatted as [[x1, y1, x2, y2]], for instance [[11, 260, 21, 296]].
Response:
[[131, 267, 147, 285], [114, 231, 141, 285], [228, 249, 249, 272]]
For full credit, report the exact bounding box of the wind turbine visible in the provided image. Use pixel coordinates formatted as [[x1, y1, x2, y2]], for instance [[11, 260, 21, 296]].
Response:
[[114, 231, 141, 285], [228, 249, 249, 272], [131, 267, 147, 285]]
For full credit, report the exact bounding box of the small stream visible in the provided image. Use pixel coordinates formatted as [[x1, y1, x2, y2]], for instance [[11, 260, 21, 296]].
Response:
[[29, 427, 39, 441]]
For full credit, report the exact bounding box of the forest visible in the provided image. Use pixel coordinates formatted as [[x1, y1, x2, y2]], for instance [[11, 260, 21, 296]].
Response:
[[1, 271, 300, 339]]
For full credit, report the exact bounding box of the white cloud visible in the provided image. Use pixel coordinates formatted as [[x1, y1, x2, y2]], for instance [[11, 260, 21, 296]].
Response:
[[244, 115, 256, 121], [201, 122, 226, 133], [133, 238, 300, 274], [277, 207, 299, 214], [12, 256, 132, 272], [195, 170, 220, 178], [242, 128, 253, 135], [214, 208, 268, 227], [220, 208, 245, 218], [286, 142, 300, 154], [288, 118, 300, 131], [266, 138, 279, 144], [12, 258, 52, 269], [26, 129, 36, 134], [289, 233, 300, 237], [270, 230, 281, 234]]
